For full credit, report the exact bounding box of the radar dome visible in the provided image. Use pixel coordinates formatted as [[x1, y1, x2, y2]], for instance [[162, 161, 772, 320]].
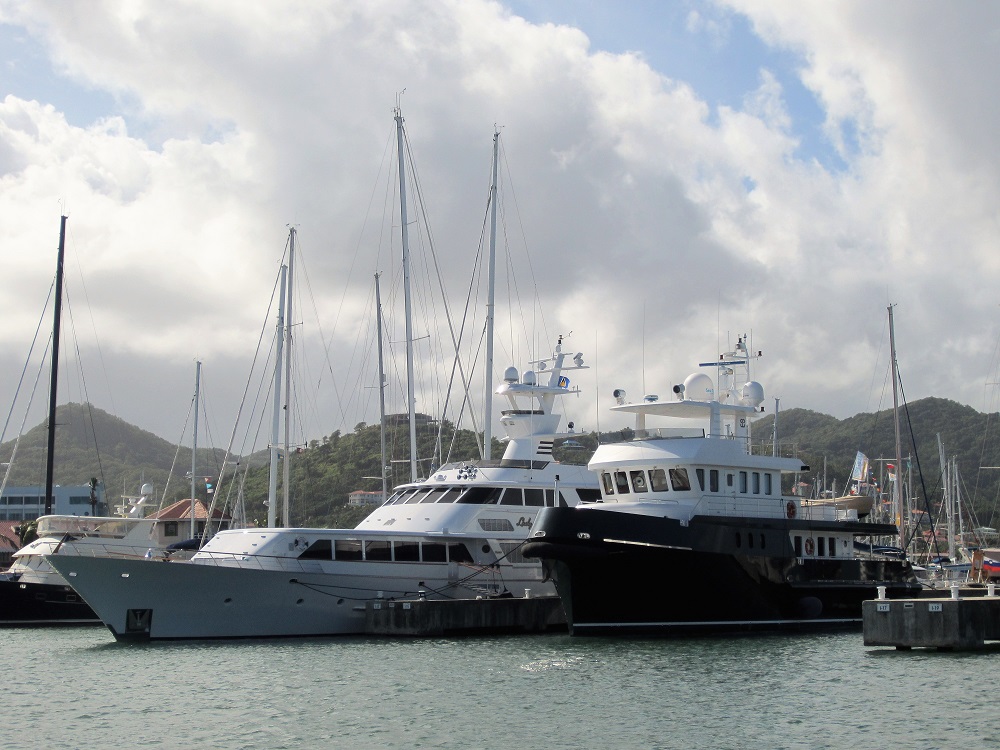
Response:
[[503, 366, 519, 383], [740, 381, 765, 407], [522, 370, 537, 385], [683, 372, 715, 401], [140, 483, 154, 495]]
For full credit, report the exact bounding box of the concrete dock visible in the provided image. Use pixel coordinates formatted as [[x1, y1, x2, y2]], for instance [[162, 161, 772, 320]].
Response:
[[864, 586, 1000, 650], [364, 595, 567, 636]]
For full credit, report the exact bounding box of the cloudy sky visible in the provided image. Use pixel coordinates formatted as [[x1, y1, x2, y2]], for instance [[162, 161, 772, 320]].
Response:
[[1, 0, 998, 455]]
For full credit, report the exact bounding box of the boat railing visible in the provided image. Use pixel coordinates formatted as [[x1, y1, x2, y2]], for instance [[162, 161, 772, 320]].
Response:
[[688, 495, 845, 522]]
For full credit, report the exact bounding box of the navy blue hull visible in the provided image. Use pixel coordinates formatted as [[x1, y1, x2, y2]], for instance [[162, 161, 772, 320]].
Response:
[[0, 578, 100, 625], [524, 507, 920, 636]]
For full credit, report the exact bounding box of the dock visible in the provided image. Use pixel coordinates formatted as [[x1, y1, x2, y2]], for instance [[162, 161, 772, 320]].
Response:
[[364, 595, 567, 636], [863, 584, 1000, 650]]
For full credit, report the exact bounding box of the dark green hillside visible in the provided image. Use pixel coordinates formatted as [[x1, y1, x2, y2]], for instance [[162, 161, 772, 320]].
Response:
[[11, 397, 1000, 531], [0, 402, 230, 506], [755, 397, 1000, 525]]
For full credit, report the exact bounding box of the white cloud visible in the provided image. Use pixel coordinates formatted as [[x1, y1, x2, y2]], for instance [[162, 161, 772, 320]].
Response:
[[0, 0, 998, 449]]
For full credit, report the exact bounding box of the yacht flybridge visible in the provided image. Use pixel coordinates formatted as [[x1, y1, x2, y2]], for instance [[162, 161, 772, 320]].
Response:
[[523, 336, 920, 636], [46, 339, 600, 640]]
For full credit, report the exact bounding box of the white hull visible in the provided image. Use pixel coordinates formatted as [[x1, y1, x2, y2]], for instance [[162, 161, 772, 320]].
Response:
[[48, 552, 552, 640]]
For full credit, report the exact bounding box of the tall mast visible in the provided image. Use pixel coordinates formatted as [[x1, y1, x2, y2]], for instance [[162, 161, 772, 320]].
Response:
[[190, 360, 201, 539], [483, 129, 499, 460], [888, 304, 905, 554], [395, 107, 418, 482], [282, 228, 295, 526], [267, 265, 287, 528], [44, 215, 67, 516], [375, 273, 388, 501]]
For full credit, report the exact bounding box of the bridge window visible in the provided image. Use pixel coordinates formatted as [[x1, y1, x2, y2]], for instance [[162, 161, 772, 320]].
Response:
[[365, 540, 391, 561], [334, 539, 363, 561], [752, 472, 761, 494], [650, 469, 669, 492], [614, 472, 631, 494], [601, 473, 615, 495], [710, 470, 719, 492], [669, 468, 691, 491], [739, 472, 748, 493], [630, 470, 648, 492]]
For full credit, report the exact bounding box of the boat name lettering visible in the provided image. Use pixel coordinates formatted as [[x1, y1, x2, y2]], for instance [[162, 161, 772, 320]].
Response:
[[516, 516, 533, 528]]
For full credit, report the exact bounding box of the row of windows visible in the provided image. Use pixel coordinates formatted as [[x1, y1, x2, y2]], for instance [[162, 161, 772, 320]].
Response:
[[298, 538, 476, 564], [601, 467, 774, 497], [793, 535, 839, 558], [386, 486, 577, 507], [0, 496, 45, 506]]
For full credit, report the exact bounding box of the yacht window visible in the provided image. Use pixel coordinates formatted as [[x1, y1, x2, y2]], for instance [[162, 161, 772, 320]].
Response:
[[500, 489, 524, 506], [557, 491, 570, 507], [748, 533, 754, 549], [817, 537, 826, 557], [423, 543, 447, 562], [407, 489, 436, 504], [394, 541, 420, 561], [793, 535, 802, 557], [752, 472, 761, 494], [365, 540, 391, 561], [458, 487, 503, 504], [385, 490, 408, 504], [601, 472, 615, 495], [760, 534, 766, 550], [524, 489, 544, 506], [393, 490, 419, 505], [614, 472, 631, 494], [669, 468, 691, 491], [735, 533, 741, 548], [650, 469, 669, 492], [695, 469, 705, 491], [448, 543, 474, 563], [334, 539, 363, 561], [764, 474, 773, 495], [480, 518, 515, 532], [710, 470, 719, 493], [739, 472, 748, 494], [437, 487, 464, 503], [630, 470, 648, 492], [544, 489, 554, 507], [726, 474, 734, 487], [299, 538, 332, 560], [828, 537, 836, 558], [578, 488, 602, 504]]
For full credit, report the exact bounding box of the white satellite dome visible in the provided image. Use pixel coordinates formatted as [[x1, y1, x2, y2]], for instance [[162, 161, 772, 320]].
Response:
[[740, 381, 765, 408], [683, 372, 715, 401]]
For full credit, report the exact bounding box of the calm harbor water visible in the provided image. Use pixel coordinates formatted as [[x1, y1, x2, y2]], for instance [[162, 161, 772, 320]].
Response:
[[5, 625, 999, 750]]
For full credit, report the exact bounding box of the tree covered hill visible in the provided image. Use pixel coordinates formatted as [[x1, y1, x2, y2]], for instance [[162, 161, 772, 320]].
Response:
[[7, 397, 1000, 530], [755, 396, 1000, 526]]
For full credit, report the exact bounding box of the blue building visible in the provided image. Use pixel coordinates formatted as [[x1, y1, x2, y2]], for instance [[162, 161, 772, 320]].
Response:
[[0, 484, 107, 521]]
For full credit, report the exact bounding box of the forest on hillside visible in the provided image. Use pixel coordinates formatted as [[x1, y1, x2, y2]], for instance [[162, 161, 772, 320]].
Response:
[[6, 397, 1000, 531]]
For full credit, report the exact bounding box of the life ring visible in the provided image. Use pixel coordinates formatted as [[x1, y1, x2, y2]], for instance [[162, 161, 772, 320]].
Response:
[[805, 537, 815, 556], [786, 501, 796, 519]]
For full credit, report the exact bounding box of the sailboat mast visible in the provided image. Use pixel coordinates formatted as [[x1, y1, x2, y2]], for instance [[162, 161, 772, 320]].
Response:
[[375, 273, 388, 501], [267, 265, 287, 528], [190, 360, 201, 539], [888, 304, 905, 554], [282, 228, 295, 526], [483, 130, 499, 460], [395, 108, 418, 482], [44, 215, 67, 516]]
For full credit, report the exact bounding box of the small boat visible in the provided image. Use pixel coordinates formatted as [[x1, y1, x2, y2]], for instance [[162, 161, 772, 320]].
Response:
[[522, 335, 920, 636]]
